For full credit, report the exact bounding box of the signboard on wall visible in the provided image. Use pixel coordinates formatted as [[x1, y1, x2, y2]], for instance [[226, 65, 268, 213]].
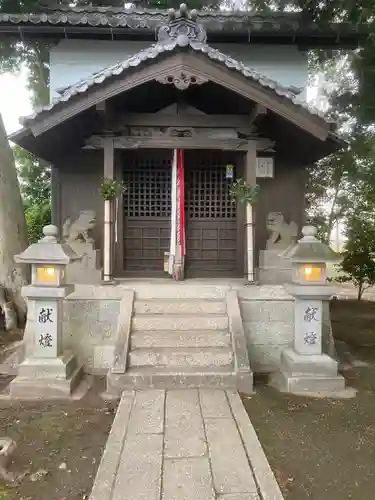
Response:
[[256, 157, 274, 178]]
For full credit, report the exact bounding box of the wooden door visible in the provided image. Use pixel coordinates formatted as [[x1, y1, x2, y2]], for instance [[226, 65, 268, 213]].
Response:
[[122, 151, 171, 275], [185, 151, 241, 278]]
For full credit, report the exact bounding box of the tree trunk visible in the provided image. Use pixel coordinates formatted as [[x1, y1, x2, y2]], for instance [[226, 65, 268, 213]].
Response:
[[0, 115, 29, 328]]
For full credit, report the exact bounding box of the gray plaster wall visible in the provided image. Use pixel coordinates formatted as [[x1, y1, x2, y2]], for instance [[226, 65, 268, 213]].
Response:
[[254, 157, 307, 264], [55, 149, 104, 250], [238, 286, 294, 373]]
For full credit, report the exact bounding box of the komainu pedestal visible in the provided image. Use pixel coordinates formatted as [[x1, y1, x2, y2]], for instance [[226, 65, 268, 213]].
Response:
[[259, 212, 298, 284], [63, 211, 101, 284]]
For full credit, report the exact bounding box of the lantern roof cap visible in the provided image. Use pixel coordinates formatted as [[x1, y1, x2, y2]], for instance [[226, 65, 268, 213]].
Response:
[[284, 225, 339, 263], [14, 225, 79, 265]]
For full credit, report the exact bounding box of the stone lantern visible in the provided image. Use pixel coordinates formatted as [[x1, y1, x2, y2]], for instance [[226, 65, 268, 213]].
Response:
[[9, 225, 83, 399], [271, 225, 346, 394]]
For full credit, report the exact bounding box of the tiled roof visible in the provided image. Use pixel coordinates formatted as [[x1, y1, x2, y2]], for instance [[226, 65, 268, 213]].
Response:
[[19, 37, 329, 127], [0, 7, 362, 37]]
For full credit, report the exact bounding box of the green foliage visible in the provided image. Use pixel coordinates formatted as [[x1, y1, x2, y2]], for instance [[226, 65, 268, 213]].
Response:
[[334, 217, 375, 300], [100, 177, 127, 201], [14, 145, 51, 204], [24, 199, 51, 243], [229, 179, 259, 205], [13, 145, 51, 242]]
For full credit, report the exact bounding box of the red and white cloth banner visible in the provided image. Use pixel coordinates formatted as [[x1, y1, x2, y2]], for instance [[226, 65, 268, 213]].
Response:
[[168, 149, 185, 279]]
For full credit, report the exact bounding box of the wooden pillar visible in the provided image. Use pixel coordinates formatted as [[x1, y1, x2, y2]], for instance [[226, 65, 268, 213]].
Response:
[[103, 138, 114, 282], [51, 165, 61, 235], [245, 142, 257, 282]]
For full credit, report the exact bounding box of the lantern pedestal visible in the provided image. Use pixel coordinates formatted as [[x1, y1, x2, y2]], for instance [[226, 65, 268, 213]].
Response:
[[7, 225, 84, 400], [270, 283, 345, 394], [9, 285, 83, 399], [271, 348, 345, 394]]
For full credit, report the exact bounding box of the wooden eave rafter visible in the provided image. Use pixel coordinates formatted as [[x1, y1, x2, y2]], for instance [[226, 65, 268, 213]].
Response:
[[22, 51, 330, 143]]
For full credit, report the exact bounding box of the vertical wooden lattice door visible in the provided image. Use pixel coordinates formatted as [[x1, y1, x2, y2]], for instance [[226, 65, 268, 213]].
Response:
[[185, 152, 239, 277], [123, 151, 171, 274]]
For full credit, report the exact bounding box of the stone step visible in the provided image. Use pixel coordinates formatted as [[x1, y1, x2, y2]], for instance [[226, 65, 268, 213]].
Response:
[[131, 330, 231, 349], [107, 366, 236, 393], [132, 314, 228, 332], [129, 347, 234, 369], [134, 299, 226, 315], [134, 285, 228, 300]]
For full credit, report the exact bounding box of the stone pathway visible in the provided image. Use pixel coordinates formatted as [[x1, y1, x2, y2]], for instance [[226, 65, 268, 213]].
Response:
[[90, 389, 284, 500]]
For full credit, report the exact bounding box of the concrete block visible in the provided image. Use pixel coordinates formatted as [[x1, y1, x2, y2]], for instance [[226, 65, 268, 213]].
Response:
[[9, 365, 83, 399], [134, 299, 226, 315], [131, 330, 230, 349], [127, 390, 165, 435], [132, 315, 228, 332], [270, 371, 346, 393], [248, 345, 284, 373], [243, 320, 293, 345], [259, 268, 293, 285], [162, 457, 215, 500], [17, 352, 76, 379], [239, 286, 293, 301], [204, 417, 258, 495], [93, 345, 115, 371], [240, 300, 294, 322], [129, 348, 234, 369], [280, 349, 339, 377], [259, 249, 293, 268], [112, 433, 163, 500], [164, 389, 206, 459]]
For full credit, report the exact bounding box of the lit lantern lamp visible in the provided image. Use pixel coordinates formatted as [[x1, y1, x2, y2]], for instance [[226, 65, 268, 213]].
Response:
[[270, 225, 346, 395], [9, 225, 83, 399]]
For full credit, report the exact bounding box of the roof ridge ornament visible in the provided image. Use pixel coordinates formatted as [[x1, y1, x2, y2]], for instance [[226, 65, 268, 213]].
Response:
[[157, 3, 207, 44]]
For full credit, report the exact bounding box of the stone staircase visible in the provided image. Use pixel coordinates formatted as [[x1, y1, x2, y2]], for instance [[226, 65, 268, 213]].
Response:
[[107, 286, 253, 394]]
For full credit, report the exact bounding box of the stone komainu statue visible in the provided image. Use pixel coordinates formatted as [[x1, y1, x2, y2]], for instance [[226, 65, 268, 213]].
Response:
[[62, 210, 96, 244], [266, 212, 298, 250]]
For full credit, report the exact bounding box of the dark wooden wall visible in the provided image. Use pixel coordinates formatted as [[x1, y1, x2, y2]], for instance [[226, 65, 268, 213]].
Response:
[[52, 148, 307, 274]]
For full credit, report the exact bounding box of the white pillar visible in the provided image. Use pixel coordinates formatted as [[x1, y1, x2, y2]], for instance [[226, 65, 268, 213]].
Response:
[[245, 143, 256, 282], [103, 139, 114, 282]]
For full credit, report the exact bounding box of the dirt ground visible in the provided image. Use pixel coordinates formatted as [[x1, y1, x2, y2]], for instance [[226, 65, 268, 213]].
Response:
[[243, 298, 375, 500], [0, 378, 117, 500]]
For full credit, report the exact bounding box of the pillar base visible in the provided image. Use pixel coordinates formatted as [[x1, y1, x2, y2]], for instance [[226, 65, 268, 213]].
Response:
[[8, 351, 83, 399], [270, 348, 346, 394]]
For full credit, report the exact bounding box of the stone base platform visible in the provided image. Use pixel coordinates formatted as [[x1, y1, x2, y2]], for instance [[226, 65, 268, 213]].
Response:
[[270, 348, 346, 394], [258, 249, 293, 285], [7, 351, 84, 399], [90, 389, 284, 500]]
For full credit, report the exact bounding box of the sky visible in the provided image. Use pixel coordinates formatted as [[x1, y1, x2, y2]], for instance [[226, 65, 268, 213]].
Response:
[[0, 68, 33, 134]]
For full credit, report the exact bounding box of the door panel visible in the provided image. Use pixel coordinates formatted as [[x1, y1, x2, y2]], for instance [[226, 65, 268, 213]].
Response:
[[185, 152, 239, 277], [123, 151, 171, 274]]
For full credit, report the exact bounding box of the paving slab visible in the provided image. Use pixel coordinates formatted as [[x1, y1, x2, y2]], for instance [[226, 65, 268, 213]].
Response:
[[164, 389, 207, 458], [89, 389, 284, 500], [199, 389, 232, 419], [127, 389, 165, 434], [162, 457, 215, 500], [205, 416, 258, 495], [112, 433, 163, 500]]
